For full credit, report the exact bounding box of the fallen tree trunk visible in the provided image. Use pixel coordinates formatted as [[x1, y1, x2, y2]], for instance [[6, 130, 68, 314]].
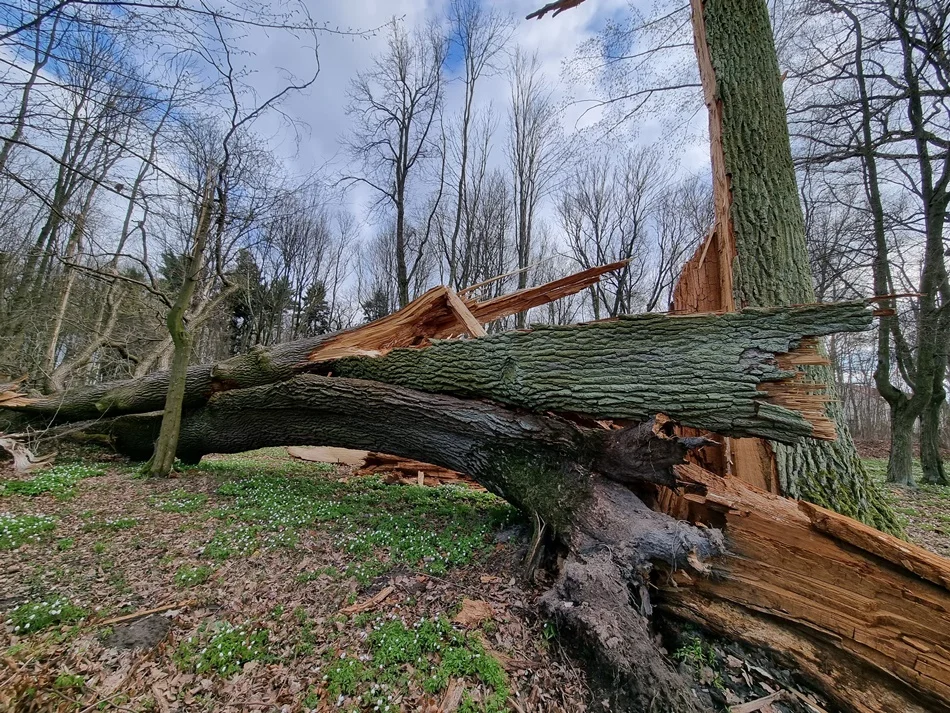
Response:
[[67, 374, 950, 713], [75, 373, 721, 711], [6, 301, 874, 442], [2, 262, 626, 423], [323, 301, 869, 442]]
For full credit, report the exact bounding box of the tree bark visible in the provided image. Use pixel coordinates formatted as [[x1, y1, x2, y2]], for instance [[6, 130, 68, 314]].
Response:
[[687, 0, 898, 531], [148, 177, 214, 477], [78, 373, 720, 711], [7, 301, 875, 443], [326, 302, 870, 442], [888, 401, 917, 486], [921, 378, 949, 486]]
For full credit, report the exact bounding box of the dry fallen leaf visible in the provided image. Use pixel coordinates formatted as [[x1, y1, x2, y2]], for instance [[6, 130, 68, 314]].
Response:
[[453, 599, 493, 627]]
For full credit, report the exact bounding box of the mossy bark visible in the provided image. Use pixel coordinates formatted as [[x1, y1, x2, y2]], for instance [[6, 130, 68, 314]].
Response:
[[8, 303, 875, 445], [76, 373, 722, 712], [921, 385, 949, 486], [326, 302, 872, 442], [698, 0, 898, 530], [886, 404, 916, 487]]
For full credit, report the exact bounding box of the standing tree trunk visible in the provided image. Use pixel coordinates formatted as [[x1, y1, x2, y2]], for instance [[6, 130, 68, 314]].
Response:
[[888, 401, 917, 486], [148, 177, 215, 477], [921, 377, 949, 485], [688, 0, 897, 530]]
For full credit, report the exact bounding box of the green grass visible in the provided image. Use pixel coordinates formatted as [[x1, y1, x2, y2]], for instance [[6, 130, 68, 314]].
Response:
[[6, 598, 86, 634], [82, 516, 138, 532], [150, 489, 208, 513], [175, 622, 271, 676], [1, 463, 104, 498], [53, 673, 85, 690], [673, 633, 724, 691], [199, 453, 517, 578], [174, 564, 213, 587], [200, 525, 261, 560], [0, 512, 56, 549], [320, 614, 510, 711]]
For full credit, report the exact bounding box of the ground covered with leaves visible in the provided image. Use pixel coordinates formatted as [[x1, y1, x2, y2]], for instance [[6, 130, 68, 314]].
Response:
[[864, 457, 950, 557], [2, 448, 947, 713], [0, 449, 588, 712]]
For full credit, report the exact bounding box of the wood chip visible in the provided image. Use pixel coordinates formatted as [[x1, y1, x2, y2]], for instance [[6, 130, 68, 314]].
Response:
[[340, 585, 394, 615], [453, 599, 493, 627], [729, 691, 786, 712]]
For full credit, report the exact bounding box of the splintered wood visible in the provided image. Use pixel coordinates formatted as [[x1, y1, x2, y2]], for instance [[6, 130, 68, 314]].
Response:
[[307, 261, 627, 364], [0, 376, 30, 408], [656, 466, 950, 713], [761, 338, 836, 441]]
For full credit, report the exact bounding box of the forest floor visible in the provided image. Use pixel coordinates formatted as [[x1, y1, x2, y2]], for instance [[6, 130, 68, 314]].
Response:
[[864, 457, 950, 557], [0, 447, 946, 712]]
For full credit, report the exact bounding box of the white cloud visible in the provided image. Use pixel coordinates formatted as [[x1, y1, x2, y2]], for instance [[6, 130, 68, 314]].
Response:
[[236, 0, 710, 243]]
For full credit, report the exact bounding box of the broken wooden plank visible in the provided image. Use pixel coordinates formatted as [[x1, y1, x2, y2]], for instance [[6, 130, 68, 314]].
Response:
[[444, 288, 488, 337], [655, 464, 950, 713], [467, 260, 629, 325], [286, 446, 368, 466], [340, 585, 394, 615]]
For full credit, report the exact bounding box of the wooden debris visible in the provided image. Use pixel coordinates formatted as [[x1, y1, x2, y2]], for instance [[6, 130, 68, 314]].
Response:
[[730, 691, 786, 713], [99, 601, 190, 626], [286, 446, 368, 466], [656, 465, 950, 713], [466, 260, 628, 326], [444, 288, 487, 338], [357, 452, 483, 489], [438, 679, 464, 712], [0, 436, 55, 473], [0, 377, 30, 408], [308, 262, 628, 365], [340, 585, 394, 615]]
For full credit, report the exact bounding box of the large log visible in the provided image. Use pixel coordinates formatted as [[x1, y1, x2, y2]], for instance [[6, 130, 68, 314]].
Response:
[[76, 373, 721, 712], [5, 302, 873, 442], [2, 263, 626, 422], [323, 301, 871, 442], [69, 374, 950, 713]]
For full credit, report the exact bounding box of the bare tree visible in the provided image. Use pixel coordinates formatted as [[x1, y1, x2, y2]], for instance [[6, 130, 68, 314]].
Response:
[[441, 0, 511, 289], [558, 147, 671, 318], [790, 0, 950, 485], [345, 20, 447, 308], [508, 49, 565, 326]]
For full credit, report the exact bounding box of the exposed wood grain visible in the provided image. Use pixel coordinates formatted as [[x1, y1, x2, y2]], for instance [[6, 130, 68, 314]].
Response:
[[656, 464, 950, 713], [444, 288, 488, 337]]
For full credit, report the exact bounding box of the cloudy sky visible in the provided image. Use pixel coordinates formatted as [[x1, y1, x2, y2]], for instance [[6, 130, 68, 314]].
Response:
[[241, 0, 711, 230]]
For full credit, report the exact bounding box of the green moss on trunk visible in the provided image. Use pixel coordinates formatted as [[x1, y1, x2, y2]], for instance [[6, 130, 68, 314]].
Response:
[[700, 0, 898, 531]]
